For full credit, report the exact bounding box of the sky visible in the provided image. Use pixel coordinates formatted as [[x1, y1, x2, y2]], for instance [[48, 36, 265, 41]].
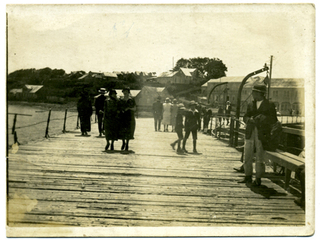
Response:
[[6, 4, 315, 79]]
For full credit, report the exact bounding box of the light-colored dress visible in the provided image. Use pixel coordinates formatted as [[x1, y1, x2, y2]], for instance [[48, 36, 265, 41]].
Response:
[[162, 103, 172, 125]]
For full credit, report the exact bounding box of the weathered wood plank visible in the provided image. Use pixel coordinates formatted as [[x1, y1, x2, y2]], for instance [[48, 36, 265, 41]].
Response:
[[7, 118, 305, 227]]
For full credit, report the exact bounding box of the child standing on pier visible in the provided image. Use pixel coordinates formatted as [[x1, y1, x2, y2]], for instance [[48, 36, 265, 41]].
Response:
[[170, 103, 186, 154]]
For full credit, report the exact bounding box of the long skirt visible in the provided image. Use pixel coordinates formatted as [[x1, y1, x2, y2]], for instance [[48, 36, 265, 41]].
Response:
[[79, 115, 91, 133]]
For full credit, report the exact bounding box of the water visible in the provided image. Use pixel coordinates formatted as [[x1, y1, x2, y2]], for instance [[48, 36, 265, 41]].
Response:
[[7, 103, 81, 147]]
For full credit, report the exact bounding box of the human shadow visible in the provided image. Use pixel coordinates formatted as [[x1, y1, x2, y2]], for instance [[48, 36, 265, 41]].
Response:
[[264, 172, 302, 199], [103, 150, 135, 154], [246, 182, 288, 199]]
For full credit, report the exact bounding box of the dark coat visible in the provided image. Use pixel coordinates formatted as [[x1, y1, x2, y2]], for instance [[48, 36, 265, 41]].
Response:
[[95, 94, 106, 115], [119, 97, 136, 140], [244, 99, 278, 149], [104, 97, 119, 140], [77, 96, 93, 132], [152, 101, 163, 119], [184, 110, 201, 131]]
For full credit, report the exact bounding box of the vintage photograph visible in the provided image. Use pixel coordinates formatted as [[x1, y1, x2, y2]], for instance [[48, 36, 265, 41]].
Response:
[[5, 3, 315, 237]]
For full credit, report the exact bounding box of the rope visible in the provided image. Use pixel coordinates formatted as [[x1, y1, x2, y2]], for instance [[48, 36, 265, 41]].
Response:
[[15, 114, 79, 130]]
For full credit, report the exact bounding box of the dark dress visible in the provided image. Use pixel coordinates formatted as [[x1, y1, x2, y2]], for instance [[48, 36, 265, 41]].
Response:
[[119, 97, 136, 140], [104, 97, 119, 141], [77, 96, 93, 133]]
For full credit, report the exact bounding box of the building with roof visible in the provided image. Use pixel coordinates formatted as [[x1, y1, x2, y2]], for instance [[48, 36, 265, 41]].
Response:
[[8, 88, 23, 100], [201, 76, 304, 115], [22, 85, 46, 100], [156, 68, 204, 85], [134, 86, 172, 112]]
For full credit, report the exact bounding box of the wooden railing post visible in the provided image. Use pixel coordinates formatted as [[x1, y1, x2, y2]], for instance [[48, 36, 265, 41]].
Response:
[[45, 109, 52, 138], [11, 114, 17, 134], [229, 117, 234, 147], [62, 109, 68, 133]]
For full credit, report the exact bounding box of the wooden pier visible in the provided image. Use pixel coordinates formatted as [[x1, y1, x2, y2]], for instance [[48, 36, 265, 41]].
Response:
[[7, 118, 305, 232]]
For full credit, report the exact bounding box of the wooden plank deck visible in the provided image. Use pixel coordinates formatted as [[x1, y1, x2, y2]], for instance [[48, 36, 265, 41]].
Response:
[[7, 118, 305, 228]]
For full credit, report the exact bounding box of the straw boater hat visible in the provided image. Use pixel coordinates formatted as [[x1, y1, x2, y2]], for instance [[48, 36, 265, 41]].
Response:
[[99, 88, 106, 93], [252, 83, 267, 93]]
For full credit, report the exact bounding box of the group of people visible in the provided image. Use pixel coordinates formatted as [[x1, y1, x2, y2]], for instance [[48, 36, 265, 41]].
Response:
[[77, 87, 136, 152], [152, 97, 180, 132]]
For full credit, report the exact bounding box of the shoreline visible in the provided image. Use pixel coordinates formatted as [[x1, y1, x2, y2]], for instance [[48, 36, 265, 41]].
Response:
[[8, 100, 78, 112]]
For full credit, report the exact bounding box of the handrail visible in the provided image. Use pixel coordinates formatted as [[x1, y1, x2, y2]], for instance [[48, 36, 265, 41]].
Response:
[[234, 65, 269, 146]]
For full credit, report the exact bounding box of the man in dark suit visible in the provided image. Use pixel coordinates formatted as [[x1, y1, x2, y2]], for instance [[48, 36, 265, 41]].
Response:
[[95, 88, 107, 137], [182, 100, 201, 153], [238, 83, 278, 186], [152, 96, 163, 131]]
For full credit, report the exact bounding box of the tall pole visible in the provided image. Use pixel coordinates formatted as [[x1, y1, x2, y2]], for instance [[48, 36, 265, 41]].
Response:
[[268, 55, 273, 100]]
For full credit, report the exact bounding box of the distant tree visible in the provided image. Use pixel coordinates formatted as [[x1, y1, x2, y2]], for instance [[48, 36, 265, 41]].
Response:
[[204, 58, 227, 79], [172, 58, 191, 71], [173, 57, 227, 80]]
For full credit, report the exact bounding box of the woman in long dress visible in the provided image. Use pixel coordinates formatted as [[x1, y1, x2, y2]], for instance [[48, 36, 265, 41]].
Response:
[[104, 89, 119, 151], [77, 90, 92, 136], [119, 87, 136, 152], [162, 98, 172, 132]]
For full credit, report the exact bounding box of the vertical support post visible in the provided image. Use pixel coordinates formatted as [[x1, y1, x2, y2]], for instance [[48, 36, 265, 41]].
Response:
[[11, 114, 17, 134], [45, 109, 52, 138], [13, 131, 20, 145], [62, 109, 67, 133], [229, 117, 234, 147], [214, 117, 217, 138]]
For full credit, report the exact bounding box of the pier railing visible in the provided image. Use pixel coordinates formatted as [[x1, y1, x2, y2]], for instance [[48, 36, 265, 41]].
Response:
[[208, 113, 305, 152], [8, 108, 79, 146]]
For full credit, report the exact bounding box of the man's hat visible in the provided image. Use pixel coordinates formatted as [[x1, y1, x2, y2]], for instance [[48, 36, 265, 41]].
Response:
[[252, 83, 267, 93], [122, 87, 130, 93], [178, 103, 185, 110], [173, 99, 177, 103], [189, 100, 197, 106], [109, 89, 117, 96], [165, 97, 170, 102], [99, 88, 106, 93]]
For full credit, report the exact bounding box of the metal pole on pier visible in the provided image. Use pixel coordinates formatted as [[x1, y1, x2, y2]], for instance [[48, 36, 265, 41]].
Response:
[[62, 109, 68, 133], [234, 65, 269, 146], [45, 109, 52, 138]]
